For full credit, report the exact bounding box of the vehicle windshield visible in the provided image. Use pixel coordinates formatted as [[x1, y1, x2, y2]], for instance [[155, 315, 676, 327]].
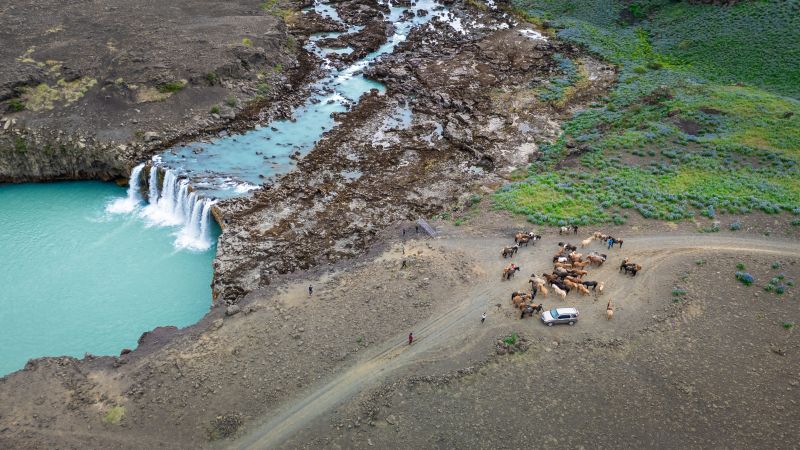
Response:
[[550, 308, 559, 318]]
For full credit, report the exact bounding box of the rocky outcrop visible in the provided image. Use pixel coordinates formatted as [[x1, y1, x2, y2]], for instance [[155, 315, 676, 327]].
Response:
[[0, 0, 304, 182]]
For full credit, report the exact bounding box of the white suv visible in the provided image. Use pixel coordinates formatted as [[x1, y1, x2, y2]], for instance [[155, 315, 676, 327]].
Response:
[[541, 307, 579, 326]]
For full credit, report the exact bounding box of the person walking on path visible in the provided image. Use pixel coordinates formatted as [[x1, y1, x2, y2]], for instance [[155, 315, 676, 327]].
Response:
[[308, 285, 313, 296], [408, 332, 414, 345], [481, 312, 487, 324], [607, 238, 613, 250]]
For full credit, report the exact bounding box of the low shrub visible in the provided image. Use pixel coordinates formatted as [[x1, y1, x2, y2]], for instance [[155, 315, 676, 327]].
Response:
[[735, 271, 754, 286]]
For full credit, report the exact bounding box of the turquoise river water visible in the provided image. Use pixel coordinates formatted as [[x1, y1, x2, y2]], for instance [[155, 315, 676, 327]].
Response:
[[0, 182, 217, 375]]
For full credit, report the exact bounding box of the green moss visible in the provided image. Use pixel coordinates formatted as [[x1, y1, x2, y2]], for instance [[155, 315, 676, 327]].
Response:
[[495, 0, 800, 225], [21, 77, 97, 111], [157, 80, 187, 94], [7, 98, 25, 112], [102, 406, 125, 425]]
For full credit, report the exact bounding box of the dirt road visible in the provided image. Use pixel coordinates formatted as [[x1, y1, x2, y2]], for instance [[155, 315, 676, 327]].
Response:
[[233, 233, 800, 449]]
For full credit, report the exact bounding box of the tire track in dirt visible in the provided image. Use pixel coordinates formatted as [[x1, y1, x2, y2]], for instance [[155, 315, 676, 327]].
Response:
[[233, 234, 800, 449]]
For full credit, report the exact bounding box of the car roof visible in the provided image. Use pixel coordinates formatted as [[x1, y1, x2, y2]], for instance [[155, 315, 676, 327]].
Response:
[[555, 307, 578, 314]]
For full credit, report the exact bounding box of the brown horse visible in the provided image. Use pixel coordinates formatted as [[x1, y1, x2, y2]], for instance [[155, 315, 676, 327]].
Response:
[[587, 255, 605, 266], [502, 264, 520, 280], [606, 301, 614, 320], [501, 245, 519, 258], [576, 284, 591, 296], [572, 260, 590, 269]]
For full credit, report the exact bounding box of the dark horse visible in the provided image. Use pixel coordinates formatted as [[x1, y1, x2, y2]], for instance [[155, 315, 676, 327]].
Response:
[[521, 303, 543, 319], [582, 280, 598, 290]]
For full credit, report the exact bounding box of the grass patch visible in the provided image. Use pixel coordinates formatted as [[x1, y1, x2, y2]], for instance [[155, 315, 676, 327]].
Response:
[[7, 98, 25, 112], [241, 38, 253, 47], [205, 72, 219, 85], [503, 332, 519, 346], [210, 105, 221, 115], [21, 78, 97, 111], [102, 406, 125, 425], [157, 80, 187, 94], [671, 288, 687, 297]]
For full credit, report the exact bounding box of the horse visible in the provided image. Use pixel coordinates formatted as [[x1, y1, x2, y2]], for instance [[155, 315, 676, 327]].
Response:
[[551, 284, 567, 301], [553, 256, 569, 264], [501, 245, 519, 258], [587, 255, 605, 266], [554, 262, 573, 269], [522, 303, 543, 318], [515, 233, 534, 246], [564, 279, 579, 291], [543, 273, 560, 284], [511, 291, 527, 300], [606, 301, 614, 320], [554, 267, 569, 277], [581, 280, 598, 290], [570, 269, 589, 278], [572, 260, 590, 269], [592, 231, 604, 240], [537, 283, 549, 298], [564, 244, 577, 252], [622, 264, 641, 276], [503, 264, 521, 280], [581, 237, 593, 248], [612, 238, 624, 248], [576, 284, 591, 296], [568, 252, 583, 263], [552, 280, 570, 293], [597, 282, 605, 295], [619, 258, 630, 272], [559, 226, 569, 235], [572, 225, 579, 234]]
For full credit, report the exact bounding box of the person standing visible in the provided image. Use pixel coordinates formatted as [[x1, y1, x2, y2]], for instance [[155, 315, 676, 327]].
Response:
[[607, 238, 613, 250], [308, 285, 313, 296], [408, 332, 414, 345], [481, 312, 486, 324]]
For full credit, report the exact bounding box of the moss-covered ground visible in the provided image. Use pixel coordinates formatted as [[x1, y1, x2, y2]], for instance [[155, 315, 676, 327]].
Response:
[[494, 0, 800, 226]]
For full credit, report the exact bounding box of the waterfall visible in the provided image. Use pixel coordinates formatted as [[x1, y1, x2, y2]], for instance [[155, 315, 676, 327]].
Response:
[[107, 163, 217, 251], [106, 163, 145, 213], [148, 165, 159, 203]]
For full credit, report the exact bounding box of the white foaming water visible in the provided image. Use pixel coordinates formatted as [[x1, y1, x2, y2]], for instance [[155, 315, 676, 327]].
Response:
[[109, 164, 217, 251], [105, 163, 145, 214]]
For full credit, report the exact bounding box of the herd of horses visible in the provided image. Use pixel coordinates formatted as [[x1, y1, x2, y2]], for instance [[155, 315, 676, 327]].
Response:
[[501, 229, 642, 320]]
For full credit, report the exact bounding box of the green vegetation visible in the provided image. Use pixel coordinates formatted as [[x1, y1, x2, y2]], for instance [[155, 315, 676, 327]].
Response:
[[495, 0, 800, 226], [14, 137, 27, 154], [157, 80, 187, 94], [21, 78, 97, 111], [736, 263, 746, 270], [735, 271, 754, 286], [256, 82, 272, 98], [102, 406, 125, 425], [503, 332, 519, 346], [225, 96, 237, 107], [7, 98, 25, 112], [783, 322, 794, 330], [671, 288, 687, 297], [772, 262, 781, 270], [210, 105, 221, 115], [764, 274, 792, 296], [205, 72, 219, 85], [241, 37, 253, 47]]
